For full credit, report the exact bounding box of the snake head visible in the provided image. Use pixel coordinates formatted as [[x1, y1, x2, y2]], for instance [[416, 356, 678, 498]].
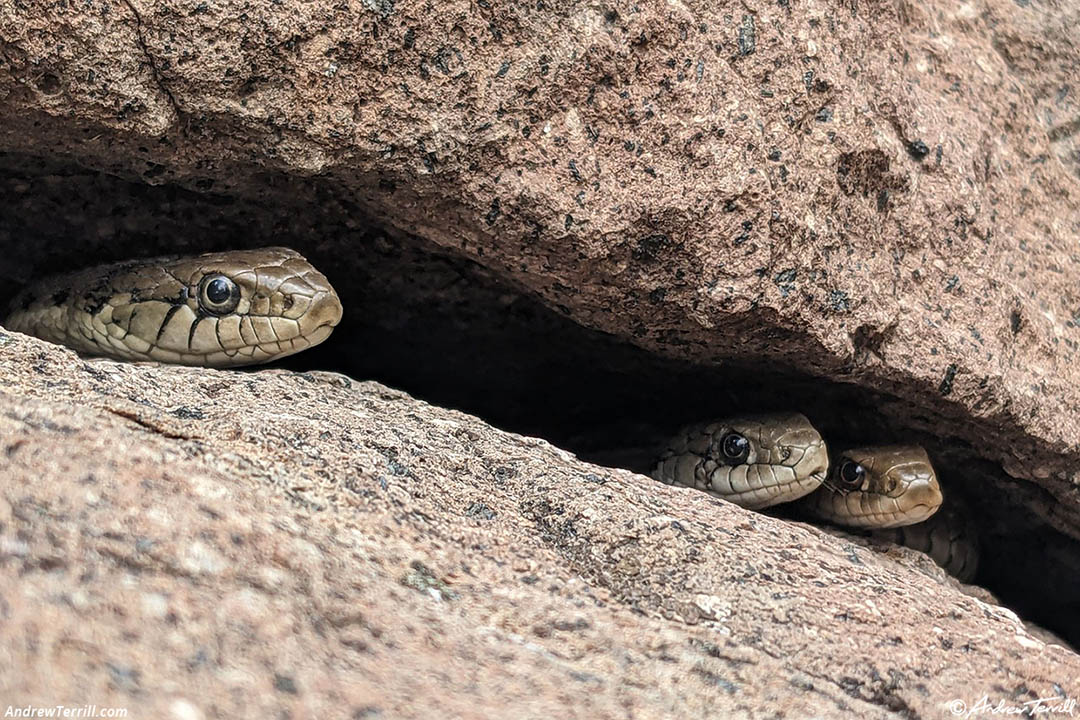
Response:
[[652, 412, 829, 510], [802, 445, 943, 529], [106, 247, 343, 366], [5, 246, 343, 367]]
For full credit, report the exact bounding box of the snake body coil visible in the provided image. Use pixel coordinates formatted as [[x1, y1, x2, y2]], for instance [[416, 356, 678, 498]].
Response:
[[872, 505, 980, 582], [4, 247, 342, 367]]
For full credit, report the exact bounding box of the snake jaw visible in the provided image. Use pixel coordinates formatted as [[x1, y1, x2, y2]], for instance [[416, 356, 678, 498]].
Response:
[[733, 438, 830, 510]]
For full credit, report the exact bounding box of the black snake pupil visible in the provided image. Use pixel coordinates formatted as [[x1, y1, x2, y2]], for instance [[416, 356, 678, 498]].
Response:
[[721, 432, 749, 461], [839, 460, 864, 487], [206, 277, 231, 304], [198, 274, 240, 316]]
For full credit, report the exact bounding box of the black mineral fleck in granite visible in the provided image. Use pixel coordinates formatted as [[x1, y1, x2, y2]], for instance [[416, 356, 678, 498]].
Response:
[[738, 15, 755, 55], [907, 139, 930, 160], [939, 363, 958, 395], [273, 674, 298, 694]]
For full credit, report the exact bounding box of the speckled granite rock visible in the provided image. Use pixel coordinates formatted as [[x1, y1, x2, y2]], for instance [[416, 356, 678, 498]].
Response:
[[0, 329, 1077, 717], [3, 0, 1080, 711], [1, 0, 1080, 522], [979, 0, 1080, 180]]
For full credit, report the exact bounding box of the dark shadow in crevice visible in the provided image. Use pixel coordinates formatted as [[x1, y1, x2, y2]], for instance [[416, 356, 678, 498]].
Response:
[[1, 152, 1077, 648], [287, 232, 1080, 648]]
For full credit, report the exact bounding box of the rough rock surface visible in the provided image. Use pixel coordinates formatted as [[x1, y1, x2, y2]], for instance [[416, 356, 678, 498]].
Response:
[[985, 0, 1080, 181], [1, 329, 1078, 717], [4, 0, 1080, 711], [2, 0, 1080, 506]]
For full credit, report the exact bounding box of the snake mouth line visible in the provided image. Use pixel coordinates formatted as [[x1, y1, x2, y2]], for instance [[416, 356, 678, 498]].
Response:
[[732, 467, 828, 510], [878, 503, 939, 528], [823, 501, 940, 530], [793, 468, 828, 500], [786, 469, 827, 495]]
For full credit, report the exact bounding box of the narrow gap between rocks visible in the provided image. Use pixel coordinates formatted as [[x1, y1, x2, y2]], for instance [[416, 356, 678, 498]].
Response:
[[1, 153, 1076, 646]]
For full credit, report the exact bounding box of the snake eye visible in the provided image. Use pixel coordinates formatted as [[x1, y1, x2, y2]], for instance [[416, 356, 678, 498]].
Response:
[[836, 459, 866, 490], [718, 432, 750, 464], [197, 274, 240, 315]]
